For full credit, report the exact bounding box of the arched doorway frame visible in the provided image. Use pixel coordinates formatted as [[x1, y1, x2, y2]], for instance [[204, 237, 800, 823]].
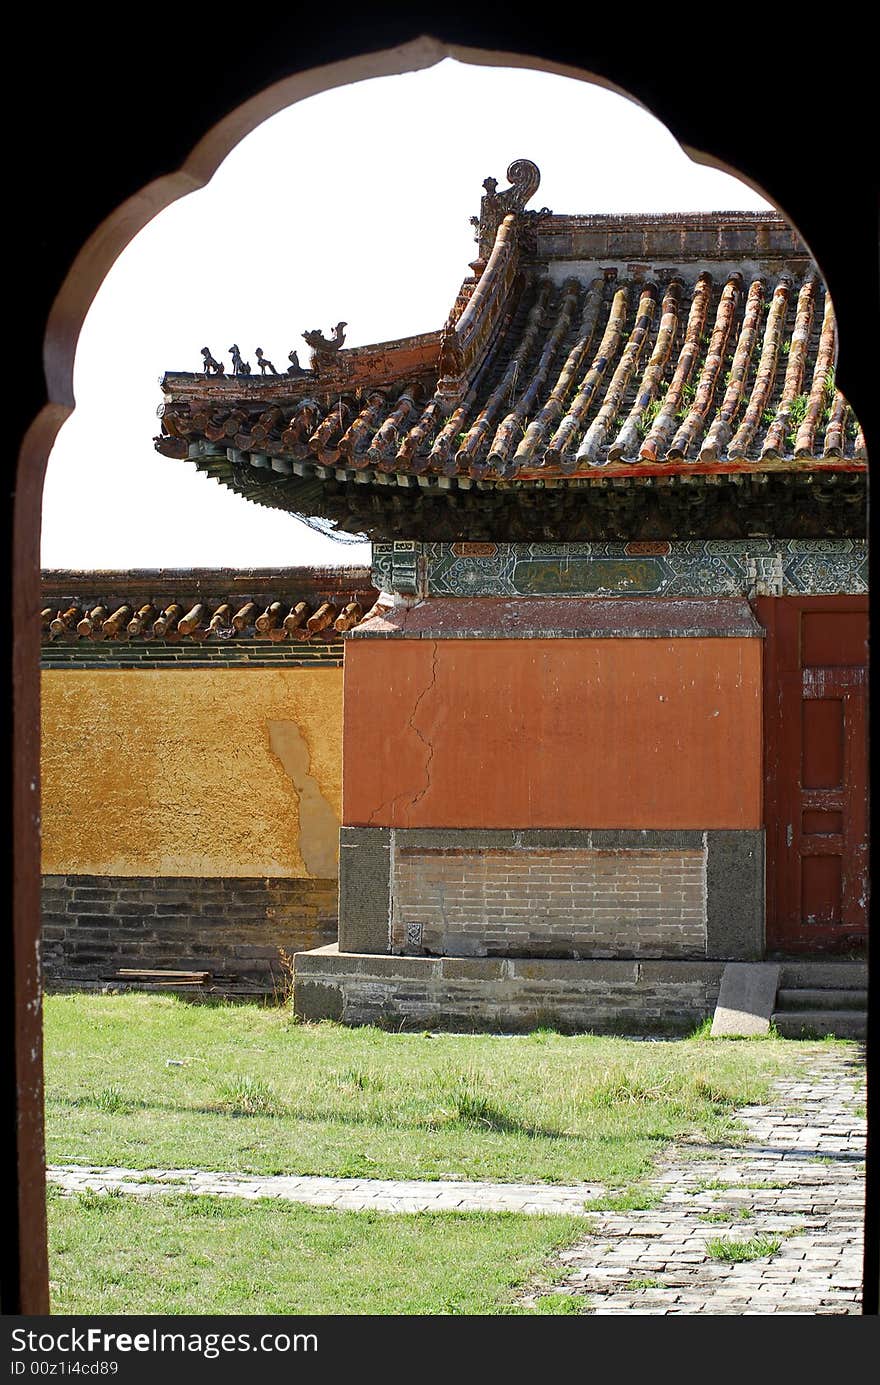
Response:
[[8, 28, 875, 1315]]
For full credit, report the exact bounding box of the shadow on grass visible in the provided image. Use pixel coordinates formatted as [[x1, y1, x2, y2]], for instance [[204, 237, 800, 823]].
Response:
[[50, 1093, 572, 1140]]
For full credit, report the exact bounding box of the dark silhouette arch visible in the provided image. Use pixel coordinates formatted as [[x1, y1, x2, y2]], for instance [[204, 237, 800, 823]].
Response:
[[6, 12, 876, 1314]]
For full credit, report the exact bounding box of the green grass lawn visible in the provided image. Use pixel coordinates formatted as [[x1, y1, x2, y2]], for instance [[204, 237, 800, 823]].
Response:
[[43, 993, 818, 1186], [46, 1186, 587, 1315], [42, 993, 846, 1316]]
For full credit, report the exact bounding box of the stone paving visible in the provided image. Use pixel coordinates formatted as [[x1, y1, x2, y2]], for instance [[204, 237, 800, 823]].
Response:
[[46, 1166, 605, 1215], [517, 1043, 867, 1315], [47, 1043, 867, 1314]]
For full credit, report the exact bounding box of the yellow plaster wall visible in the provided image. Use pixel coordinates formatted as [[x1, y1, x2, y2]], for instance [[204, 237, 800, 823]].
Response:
[[40, 668, 344, 878]]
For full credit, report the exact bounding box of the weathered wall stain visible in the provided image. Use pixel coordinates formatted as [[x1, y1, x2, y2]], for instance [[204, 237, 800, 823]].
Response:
[[268, 719, 340, 878], [41, 667, 343, 877]]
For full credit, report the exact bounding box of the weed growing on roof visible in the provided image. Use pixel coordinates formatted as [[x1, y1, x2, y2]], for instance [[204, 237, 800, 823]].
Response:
[[785, 391, 810, 449], [675, 380, 697, 418], [820, 367, 837, 424], [636, 398, 663, 437]]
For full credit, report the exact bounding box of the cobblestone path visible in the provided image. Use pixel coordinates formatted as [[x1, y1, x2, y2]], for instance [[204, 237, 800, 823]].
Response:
[[517, 1043, 866, 1314], [46, 1166, 604, 1215]]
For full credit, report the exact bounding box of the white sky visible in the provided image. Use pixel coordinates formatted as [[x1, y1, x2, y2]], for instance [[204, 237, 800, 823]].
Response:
[[40, 58, 773, 572]]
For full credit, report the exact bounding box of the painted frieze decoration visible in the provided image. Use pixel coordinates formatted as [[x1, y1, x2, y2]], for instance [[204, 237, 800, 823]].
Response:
[[372, 540, 868, 600]]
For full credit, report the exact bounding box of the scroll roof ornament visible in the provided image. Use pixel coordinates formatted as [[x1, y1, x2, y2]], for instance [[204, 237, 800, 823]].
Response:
[[472, 158, 544, 260]]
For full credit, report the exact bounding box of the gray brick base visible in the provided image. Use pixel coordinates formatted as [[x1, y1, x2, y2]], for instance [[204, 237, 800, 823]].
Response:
[[42, 874, 338, 994], [338, 827, 765, 961]]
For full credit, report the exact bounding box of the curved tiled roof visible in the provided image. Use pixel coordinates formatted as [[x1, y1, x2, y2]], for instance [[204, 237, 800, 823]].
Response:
[[155, 170, 866, 543]]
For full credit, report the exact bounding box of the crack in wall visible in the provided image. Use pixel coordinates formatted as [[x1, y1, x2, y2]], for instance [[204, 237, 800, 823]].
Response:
[[408, 641, 438, 810], [367, 641, 438, 825]]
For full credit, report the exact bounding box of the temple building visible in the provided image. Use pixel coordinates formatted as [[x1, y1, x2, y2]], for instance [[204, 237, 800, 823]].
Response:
[[42, 160, 868, 1033]]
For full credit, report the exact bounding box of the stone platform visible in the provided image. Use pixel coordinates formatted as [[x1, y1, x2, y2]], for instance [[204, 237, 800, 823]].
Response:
[[292, 944, 727, 1034]]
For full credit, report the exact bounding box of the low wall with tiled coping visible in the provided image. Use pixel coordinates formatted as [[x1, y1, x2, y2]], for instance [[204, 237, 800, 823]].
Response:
[[41, 874, 337, 993]]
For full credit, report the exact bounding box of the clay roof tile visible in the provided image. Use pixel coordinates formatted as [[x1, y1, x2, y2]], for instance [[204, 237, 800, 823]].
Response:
[[153, 198, 865, 543]]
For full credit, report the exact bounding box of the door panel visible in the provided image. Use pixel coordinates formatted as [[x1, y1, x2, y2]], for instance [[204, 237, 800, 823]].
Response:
[[801, 854, 841, 924], [759, 596, 868, 954], [802, 612, 868, 665], [801, 697, 843, 788]]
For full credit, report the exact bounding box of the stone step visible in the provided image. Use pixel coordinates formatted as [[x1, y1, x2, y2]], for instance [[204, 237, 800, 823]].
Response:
[[775, 987, 868, 1012], [771, 1009, 867, 1040], [778, 961, 868, 990]]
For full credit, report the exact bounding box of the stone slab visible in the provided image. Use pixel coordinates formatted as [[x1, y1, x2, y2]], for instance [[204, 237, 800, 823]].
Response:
[[706, 831, 765, 959], [711, 962, 780, 1036], [337, 827, 389, 953]]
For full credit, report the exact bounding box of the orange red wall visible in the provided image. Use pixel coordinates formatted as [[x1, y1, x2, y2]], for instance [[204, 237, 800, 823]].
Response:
[[343, 638, 762, 829]]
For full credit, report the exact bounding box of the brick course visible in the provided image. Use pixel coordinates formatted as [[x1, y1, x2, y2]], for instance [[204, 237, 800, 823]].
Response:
[[42, 874, 338, 994], [391, 846, 706, 959]]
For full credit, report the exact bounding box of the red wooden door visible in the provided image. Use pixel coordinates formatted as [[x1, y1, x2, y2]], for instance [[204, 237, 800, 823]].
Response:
[[759, 597, 869, 954]]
